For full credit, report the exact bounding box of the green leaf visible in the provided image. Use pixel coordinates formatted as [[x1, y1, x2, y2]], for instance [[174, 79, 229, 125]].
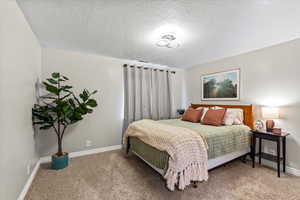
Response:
[[40, 96, 56, 100], [64, 108, 73, 117], [79, 92, 88, 102], [62, 105, 70, 113], [60, 85, 72, 92], [62, 76, 69, 80], [60, 93, 71, 100], [73, 112, 83, 120], [68, 99, 76, 107], [40, 124, 53, 130], [83, 89, 89, 97], [87, 108, 93, 113], [33, 121, 47, 125], [52, 72, 60, 79], [43, 82, 59, 95], [32, 111, 51, 121], [80, 104, 88, 114], [47, 78, 58, 84], [91, 90, 97, 95], [55, 99, 64, 105], [86, 99, 97, 107], [75, 106, 86, 115]]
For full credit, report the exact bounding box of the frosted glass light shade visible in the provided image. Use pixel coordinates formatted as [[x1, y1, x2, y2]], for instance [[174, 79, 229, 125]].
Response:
[[262, 107, 279, 119], [167, 41, 180, 48], [156, 39, 169, 47], [156, 33, 180, 48]]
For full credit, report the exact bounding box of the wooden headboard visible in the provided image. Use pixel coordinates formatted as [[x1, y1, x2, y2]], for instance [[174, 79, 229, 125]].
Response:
[[190, 104, 254, 129]]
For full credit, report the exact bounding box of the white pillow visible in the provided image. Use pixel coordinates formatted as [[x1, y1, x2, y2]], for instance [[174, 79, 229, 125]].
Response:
[[211, 106, 244, 125], [233, 109, 243, 125], [196, 107, 209, 122], [223, 109, 236, 125]]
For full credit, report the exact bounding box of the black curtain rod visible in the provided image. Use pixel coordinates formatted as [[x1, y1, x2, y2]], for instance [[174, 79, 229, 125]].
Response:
[[123, 64, 176, 74]]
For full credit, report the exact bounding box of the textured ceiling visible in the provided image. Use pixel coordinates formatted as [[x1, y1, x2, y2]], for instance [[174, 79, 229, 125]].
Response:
[[18, 0, 300, 68]]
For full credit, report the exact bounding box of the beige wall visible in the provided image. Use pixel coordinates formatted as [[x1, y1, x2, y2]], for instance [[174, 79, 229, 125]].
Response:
[[0, 0, 42, 199], [39, 48, 185, 157], [185, 38, 300, 170]]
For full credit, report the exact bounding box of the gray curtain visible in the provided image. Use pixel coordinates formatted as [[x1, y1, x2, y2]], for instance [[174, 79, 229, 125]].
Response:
[[123, 64, 176, 131]]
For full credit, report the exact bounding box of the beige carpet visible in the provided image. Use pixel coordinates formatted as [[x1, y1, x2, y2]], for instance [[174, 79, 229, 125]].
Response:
[[25, 150, 300, 200]]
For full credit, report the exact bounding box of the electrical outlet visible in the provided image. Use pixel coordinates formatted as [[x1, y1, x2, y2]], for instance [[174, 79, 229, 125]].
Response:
[[27, 163, 31, 175], [86, 140, 92, 147]]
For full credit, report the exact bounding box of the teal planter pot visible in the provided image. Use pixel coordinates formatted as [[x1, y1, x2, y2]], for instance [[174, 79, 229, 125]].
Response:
[[52, 153, 69, 170]]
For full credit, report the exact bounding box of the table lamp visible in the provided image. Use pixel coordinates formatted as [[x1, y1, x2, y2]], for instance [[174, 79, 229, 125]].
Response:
[[262, 107, 279, 132]]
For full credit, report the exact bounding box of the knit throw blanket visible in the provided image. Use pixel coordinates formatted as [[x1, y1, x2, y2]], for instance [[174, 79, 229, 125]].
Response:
[[123, 119, 209, 191]]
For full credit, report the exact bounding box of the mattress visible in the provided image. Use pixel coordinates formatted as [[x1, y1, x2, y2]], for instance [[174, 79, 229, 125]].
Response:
[[128, 119, 251, 173]]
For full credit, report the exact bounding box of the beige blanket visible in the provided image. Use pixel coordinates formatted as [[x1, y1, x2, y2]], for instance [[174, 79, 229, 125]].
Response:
[[123, 119, 208, 191]]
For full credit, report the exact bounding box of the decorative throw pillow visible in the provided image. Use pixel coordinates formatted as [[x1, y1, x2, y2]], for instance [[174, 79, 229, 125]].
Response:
[[211, 106, 244, 125], [196, 107, 209, 122], [182, 108, 203, 123], [222, 109, 236, 125], [233, 109, 244, 125], [202, 108, 227, 126]]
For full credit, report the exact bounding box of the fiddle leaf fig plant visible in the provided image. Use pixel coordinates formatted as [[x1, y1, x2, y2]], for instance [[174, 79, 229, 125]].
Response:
[[32, 72, 98, 157]]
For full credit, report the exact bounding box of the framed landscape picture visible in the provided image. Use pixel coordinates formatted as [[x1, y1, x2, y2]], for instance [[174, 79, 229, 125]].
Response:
[[201, 69, 240, 101]]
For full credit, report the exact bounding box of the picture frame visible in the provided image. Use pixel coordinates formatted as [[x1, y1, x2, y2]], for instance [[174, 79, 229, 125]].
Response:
[[201, 68, 240, 101]]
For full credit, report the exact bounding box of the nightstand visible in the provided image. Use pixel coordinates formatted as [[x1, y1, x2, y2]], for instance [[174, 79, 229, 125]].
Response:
[[251, 130, 290, 177]]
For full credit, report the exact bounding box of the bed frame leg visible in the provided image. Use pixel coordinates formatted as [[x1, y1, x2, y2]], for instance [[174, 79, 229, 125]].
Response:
[[126, 137, 131, 155], [241, 154, 247, 163]]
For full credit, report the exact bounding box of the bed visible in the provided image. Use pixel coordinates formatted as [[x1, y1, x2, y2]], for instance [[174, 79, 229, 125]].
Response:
[[126, 104, 254, 184]]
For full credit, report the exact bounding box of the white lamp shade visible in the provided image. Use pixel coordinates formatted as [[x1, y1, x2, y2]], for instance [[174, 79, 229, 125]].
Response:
[[262, 107, 279, 119]]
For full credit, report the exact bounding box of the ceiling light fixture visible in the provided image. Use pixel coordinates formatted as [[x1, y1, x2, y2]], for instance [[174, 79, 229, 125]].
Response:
[[156, 33, 180, 48]]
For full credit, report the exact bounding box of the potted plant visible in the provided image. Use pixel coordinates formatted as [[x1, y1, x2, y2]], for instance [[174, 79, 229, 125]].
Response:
[[32, 72, 98, 170]]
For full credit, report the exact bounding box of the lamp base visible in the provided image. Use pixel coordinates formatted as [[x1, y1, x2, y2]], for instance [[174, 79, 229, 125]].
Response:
[[266, 120, 275, 132]]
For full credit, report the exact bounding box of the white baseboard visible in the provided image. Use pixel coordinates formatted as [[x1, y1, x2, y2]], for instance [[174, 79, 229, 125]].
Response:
[[287, 166, 300, 176], [40, 144, 122, 163], [19, 144, 122, 199], [17, 160, 41, 200], [260, 159, 300, 176]]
